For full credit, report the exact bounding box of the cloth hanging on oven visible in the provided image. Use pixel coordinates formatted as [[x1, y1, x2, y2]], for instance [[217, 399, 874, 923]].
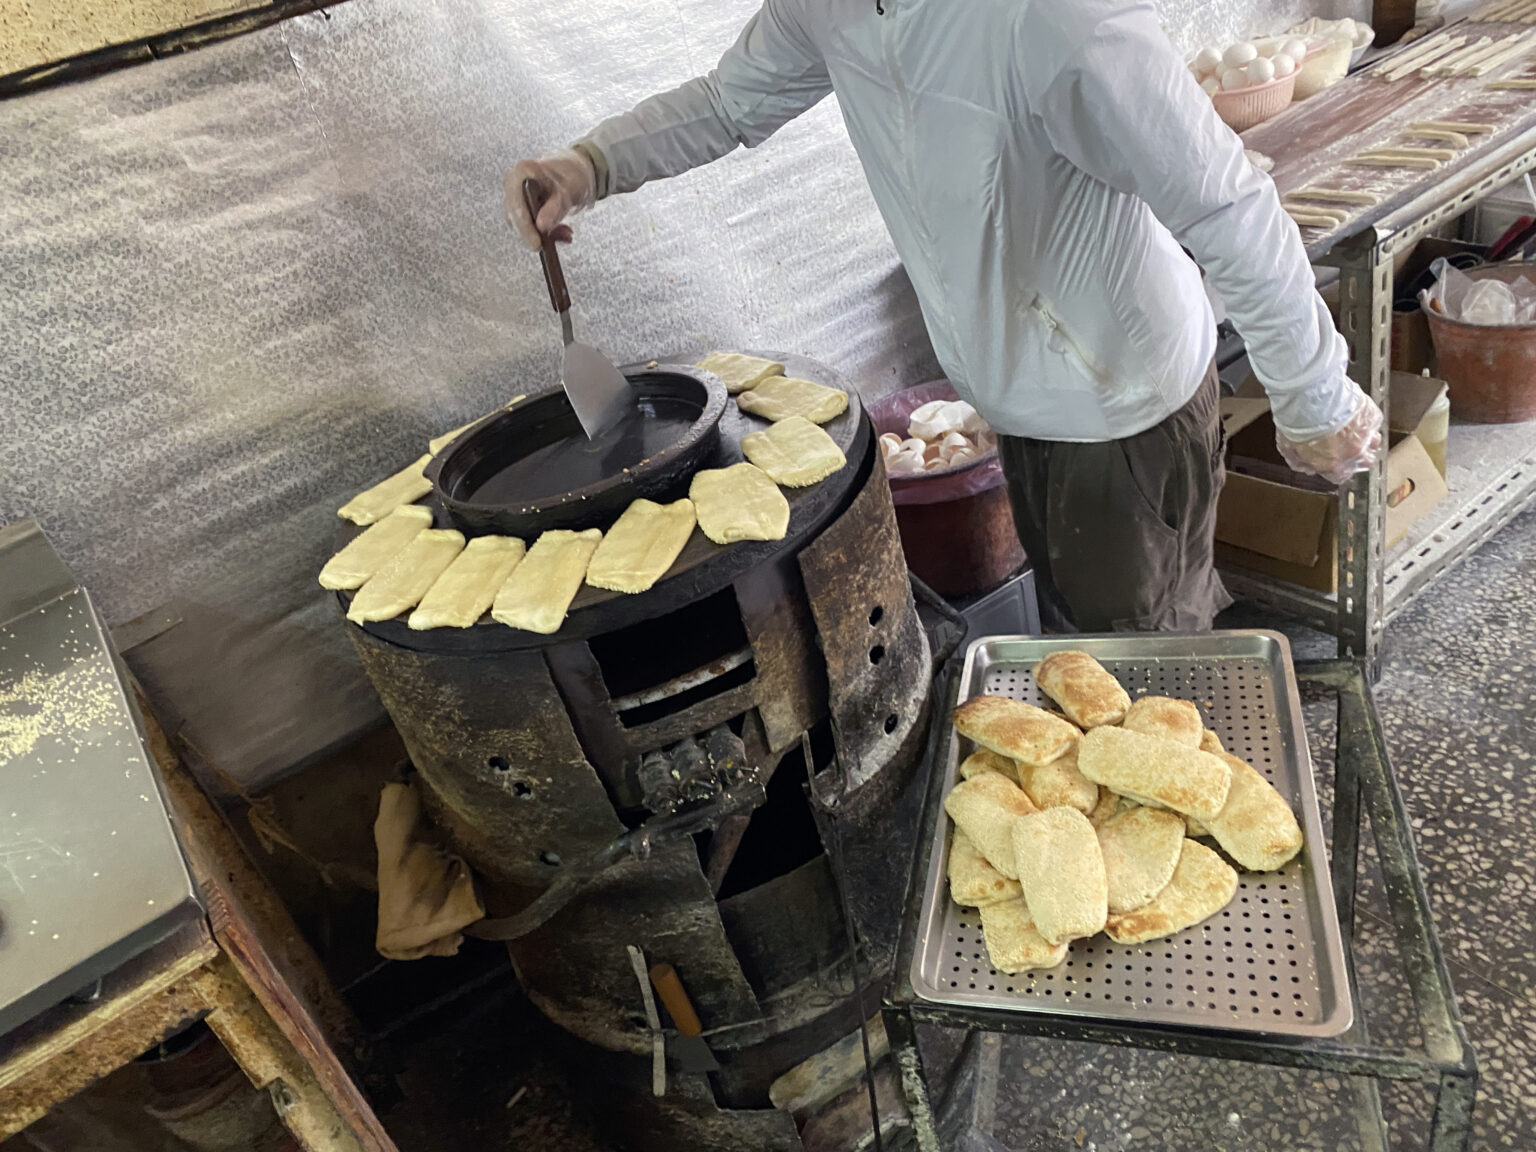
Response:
[[373, 781, 485, 960]]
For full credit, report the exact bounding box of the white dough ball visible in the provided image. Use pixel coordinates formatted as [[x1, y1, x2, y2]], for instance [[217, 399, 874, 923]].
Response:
[[1281, 37, 1309, 61], [1247, 56, 1276, 84], [1193, 46, 1224, 73], [1222, 42, 1259, 68], [1256, 39, 1279, 57], [1220, 67, 1249, 91], [1201, 75, 1221, 94], [1271, 52, 1297, 77]]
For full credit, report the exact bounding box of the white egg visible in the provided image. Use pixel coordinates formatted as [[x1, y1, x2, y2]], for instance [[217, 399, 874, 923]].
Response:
[[1222, 42, 1259, 68], [1247, 57, 1276, 85], [1271, 52, 1297, 77], [1201, 75, 1221, 95], [1220, 67, 1249, 91], [1193, 46, 1224, 73], [1281, 37, 1309, 61]]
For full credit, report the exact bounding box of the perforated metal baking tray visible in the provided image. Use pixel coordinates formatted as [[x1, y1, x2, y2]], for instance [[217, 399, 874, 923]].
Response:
[[909, 631, 1352, 1039]]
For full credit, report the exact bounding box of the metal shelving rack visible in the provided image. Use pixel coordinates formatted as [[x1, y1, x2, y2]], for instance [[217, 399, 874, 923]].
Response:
[[883, 660, 1478, 1152], [1221, 30, 1536, 678]]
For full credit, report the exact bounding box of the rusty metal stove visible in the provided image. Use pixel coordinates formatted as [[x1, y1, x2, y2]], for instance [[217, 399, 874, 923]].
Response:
[[338, 354, 939, 1151]]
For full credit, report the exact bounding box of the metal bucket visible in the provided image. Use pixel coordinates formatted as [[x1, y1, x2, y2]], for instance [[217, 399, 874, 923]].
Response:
[[1422, 264, 1536, 423]]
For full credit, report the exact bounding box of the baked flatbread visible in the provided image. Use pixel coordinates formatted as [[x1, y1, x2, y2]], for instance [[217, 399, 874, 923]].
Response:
[[1105, 839, 1238, 944], [736, 376, 849, 425], [689, 463, 790, 544], [1078, 726, 1233, 822], [1200, 729, 1225, 755], [948, 829, 1023, 907], [1185, 815, 1211, 838], [959, 749, 1019, 782], [338, 455, 434, 525], [1032, 650, 1131, 728], [943, 772, 1038, 879], [953, 696, 1079, 769], [1016, 740, 1098, 814], [408, 535, 526, 629], [1204, 751, 1304, 871], [1011, 807, 1107, 945], [741, 417, 847, 487], [320, 504, 433, 590], [1122, 696, 1203, 747], [491, 528, 602, 634], [585, 498, 696, 594], [696, 351, 785, 394], [1097, 806, 1185, 914], [979, 898, 1069, 974], [1087, 786, 1122, 828], [347, 529, 465, 623]]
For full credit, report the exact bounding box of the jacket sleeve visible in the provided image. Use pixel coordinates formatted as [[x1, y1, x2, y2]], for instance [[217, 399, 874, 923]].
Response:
[[578, 0, 832, 198], [1030, 4, 1361, 442]]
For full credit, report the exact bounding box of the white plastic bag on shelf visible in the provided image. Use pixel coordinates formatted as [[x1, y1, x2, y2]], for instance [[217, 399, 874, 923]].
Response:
[[1420, 258, 1536, 325]]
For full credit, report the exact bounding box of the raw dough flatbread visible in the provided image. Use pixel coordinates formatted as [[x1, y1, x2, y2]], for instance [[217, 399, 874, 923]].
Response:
[[689, 463, 790, 544], [1288, 187, 1379, 205], [979, 898, 1069, 973], [740, 417, 847, 487], [1097, 806, 1186, 915], [1016, 741, 1098, 814], [696, 351, 786, 394], [1410, 119, 1495, 134], [407, 535, 526, 630], [1203, 750, 1304, 871], [347, 529, 465, 623], [736, 377, 849, 425], [1077, 726, 1233, 822], [1104, 839, 1238, 944], [585, 498, 697, 594], [320, 504, 433, 590], [1011, 807, 1107, 945], [943, 772, 1038, 879], [952, 696, 1079, 769], [1121, 696, 1204, 748], [491, 528, 602, 635], [338, 455, 434, 525], [959, 748, 1019, 782], [948, 829, 1023, 907], [1032, 651, 1131, 728]]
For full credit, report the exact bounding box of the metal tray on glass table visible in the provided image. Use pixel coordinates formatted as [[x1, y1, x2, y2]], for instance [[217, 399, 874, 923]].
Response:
[[909, 631, 1352, 1040]]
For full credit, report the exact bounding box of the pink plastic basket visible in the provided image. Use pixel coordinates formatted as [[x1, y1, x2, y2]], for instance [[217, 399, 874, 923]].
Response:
[[1212, 70, 1297, 133]]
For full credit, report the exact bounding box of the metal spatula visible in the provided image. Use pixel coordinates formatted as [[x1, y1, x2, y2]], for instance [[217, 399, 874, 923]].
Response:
[[524, 179, 630, 440]]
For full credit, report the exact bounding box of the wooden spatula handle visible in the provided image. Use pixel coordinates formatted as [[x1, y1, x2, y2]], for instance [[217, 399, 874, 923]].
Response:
[[523, 177, 571, 315], [648, 963, 704, 1038]]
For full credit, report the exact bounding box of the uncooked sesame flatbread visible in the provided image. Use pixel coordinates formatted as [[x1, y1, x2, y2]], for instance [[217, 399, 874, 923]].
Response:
[[347, 529, 465, 623], [696, 352, 785, 394], [943, 772, 1038, 879], [1016, 740, 1098, 814], [689, 463, 790, 544], [1096, 806, 1185, 914], [408, 535, 526, 629], [1032, 650, 1131, 728], [959, 748, 1019, 782], [1122, 696, 1204, 748], [1105, 839, 1238, 944], [953, 696, 1079, 770], [979, 898, 1069, 974], [1078, 726, 1233, 822], [491, 528, 602, 635], [740, 416, 847, 487], [948, 829, 1023, 907], [1203, 750, 1304, 871], [736, 376, 849, 425], [585, 498, 696, 594], [1011, 807, 1107, 945], [338, 455, 434, 525], [320, 504, 433, 591]]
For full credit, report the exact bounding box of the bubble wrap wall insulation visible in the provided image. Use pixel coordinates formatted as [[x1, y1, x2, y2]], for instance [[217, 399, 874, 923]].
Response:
[[0, 0, 1355, 789]]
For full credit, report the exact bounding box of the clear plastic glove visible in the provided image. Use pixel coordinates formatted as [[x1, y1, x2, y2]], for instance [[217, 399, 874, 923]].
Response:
[[504, 148, 597, 250], [1275, 392, 1385, 485]]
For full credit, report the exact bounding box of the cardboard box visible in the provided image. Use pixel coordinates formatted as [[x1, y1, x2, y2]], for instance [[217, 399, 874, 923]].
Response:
[[1215, 376, 1449, 593]]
